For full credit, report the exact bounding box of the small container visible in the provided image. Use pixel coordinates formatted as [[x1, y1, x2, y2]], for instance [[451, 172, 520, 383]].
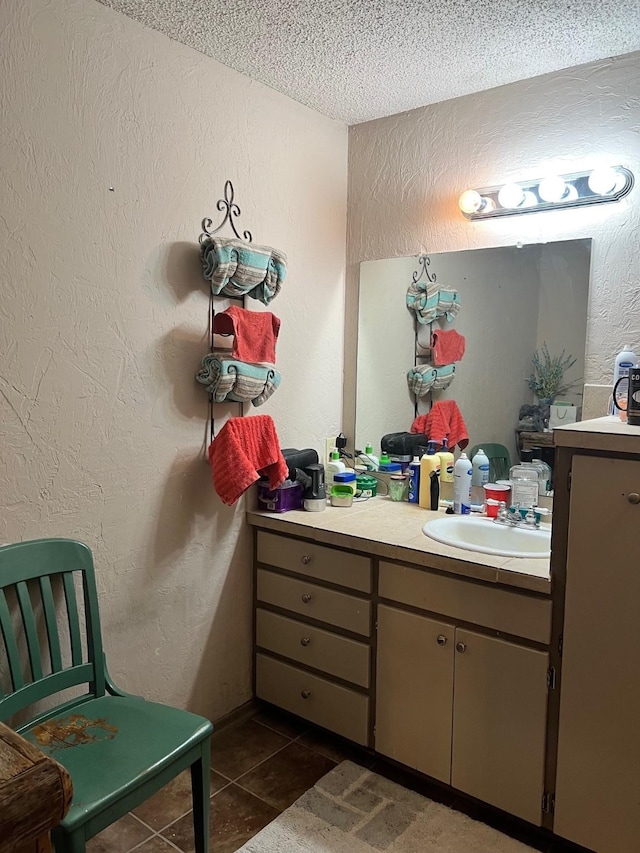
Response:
[[388, 475, 408, 501], [485, 498, 500, 518], [257, 479, 304, 512], [379, 462, 403, 473], [334, 471, 357, 496], [483, 482, 511, 506], [389, 454, 412, 472], [356, 474, 378, 498], [330, 485, 354, 507]]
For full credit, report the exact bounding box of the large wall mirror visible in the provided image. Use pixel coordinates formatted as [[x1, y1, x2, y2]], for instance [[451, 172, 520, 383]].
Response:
[[355, 239, 592, 463]]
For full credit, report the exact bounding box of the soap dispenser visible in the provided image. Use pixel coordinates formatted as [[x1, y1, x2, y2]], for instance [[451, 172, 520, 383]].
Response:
[[436, 438, 455, 503]]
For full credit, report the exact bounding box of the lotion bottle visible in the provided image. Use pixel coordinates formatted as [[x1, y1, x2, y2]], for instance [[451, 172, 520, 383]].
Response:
[[436, 438, 455, 503], [418, 442, 440, 508], [326, 449, 346, 492], [453, 453, 472, 514], [611, 344, 638, 418], [362, 442, 379, 471]]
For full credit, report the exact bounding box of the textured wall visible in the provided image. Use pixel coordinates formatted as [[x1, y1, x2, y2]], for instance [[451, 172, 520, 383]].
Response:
[[0, 0, 347, 719], [345, 53, 640, 443]]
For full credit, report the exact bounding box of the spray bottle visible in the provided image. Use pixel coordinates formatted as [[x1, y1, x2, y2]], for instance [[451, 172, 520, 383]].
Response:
[[611, 345, 638, 419], [453, 453, 473, 515]]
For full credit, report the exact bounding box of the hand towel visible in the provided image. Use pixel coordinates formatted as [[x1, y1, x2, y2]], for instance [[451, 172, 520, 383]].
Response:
[[407, 364, 455, 396], [209, 415, 288, 505], [431, 329, 466, 365], [200, 237, 286, 305], [213, 305, 281, 364], [410, 400, 469, 450], [196, 355, 281, 407], [406, 280, 461, 325]]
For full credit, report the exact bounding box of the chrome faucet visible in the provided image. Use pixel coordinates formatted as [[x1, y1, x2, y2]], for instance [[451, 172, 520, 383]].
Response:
[[493, 502, 540, 529]]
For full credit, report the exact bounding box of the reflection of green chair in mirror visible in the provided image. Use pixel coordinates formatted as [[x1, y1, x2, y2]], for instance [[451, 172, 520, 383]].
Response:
[[469, 444, 512, 483], [0, 538, 213, 853]]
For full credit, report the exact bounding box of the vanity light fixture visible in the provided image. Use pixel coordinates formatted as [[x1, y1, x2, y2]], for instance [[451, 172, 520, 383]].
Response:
[[459, 166, 634, 220]]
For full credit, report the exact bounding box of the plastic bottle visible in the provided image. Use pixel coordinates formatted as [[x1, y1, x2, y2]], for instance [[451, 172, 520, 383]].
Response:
[[326, 449, 346, 491], [530, 448, 552, 495], [471, 448, 490, 505], [419, 442, 441, 508], [436, 438, 455, 503], [453, 453, 473, 515], [611, 344, 638, 418], [408, 456, 421, 504], [361, 443, 379, 471], [509, 459, 540, 509]]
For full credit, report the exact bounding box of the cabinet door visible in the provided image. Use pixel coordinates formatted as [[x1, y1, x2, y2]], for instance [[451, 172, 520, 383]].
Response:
[[451, 628, 549, 825], [375, 604, 454, 783], [555, 455, 640, 853]]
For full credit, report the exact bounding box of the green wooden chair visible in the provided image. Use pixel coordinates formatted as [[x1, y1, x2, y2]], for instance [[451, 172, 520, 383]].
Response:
[[468, 443, 512, 483], [0, 538, 213, 853]]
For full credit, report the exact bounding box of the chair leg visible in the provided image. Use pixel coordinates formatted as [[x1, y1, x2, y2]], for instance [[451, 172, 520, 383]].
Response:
[[191, 738, 211, 853], [52, 827, 85, 853]]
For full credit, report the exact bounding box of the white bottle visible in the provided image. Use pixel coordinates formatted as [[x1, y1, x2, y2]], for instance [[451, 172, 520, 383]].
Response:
[[611, 344, 638, 417], [471, 448, 490, 505], [361, 443, 379, 471], [326, 449, 346, 491], [453, 453, 473, 515]]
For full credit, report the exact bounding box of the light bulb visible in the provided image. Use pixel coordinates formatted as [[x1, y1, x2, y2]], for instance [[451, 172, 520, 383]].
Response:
[[521, 191, 537, 207], [497, 183, 525, 209], [588, 167, 621, 195], [458, 190, 483, 214], [564, 184, 579, 201], [538, 176, 567, 202]]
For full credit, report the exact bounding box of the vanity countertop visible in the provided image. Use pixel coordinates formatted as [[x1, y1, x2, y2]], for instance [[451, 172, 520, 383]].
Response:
[[248, 498, 551, 594], [555, 415, 640, 454]]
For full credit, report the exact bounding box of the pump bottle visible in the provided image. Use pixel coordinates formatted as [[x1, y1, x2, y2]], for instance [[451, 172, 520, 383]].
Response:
[[419, 442, 441, 509]]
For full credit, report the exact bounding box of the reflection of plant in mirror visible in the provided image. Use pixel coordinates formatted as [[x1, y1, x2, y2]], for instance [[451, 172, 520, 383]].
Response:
[[527, 343, 577, 402]]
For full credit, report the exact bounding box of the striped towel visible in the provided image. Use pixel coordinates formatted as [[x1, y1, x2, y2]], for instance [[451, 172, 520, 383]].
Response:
[[196, 355, 281, 407], [200, 237, 286, 305], [407, 363, 456, 396], [406, 280, 461, 324]]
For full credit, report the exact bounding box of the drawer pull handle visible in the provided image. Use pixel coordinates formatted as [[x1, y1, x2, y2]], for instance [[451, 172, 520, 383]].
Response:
[[301, 593, 312, 603], [301, 689, 311, 699], [456, 642, 467, 653], [300, 637, 311, 647], [628, 493, 640, 505], [301, 555, 312, 565], [437, 634, 447, 646]]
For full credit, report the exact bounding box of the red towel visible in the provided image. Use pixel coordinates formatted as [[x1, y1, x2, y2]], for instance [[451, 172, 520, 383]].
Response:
[[430, 329, 466, 366], [411, 401, 469, 450], [213, 306, 280, 363], [209, 415, 288, 506]]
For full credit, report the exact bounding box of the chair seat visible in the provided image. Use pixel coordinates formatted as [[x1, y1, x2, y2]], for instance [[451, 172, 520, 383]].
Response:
[[22, 694, 212, 831]]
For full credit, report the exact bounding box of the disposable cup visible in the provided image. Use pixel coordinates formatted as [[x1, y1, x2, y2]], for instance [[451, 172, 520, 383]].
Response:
[[484, 482, 511, 505]]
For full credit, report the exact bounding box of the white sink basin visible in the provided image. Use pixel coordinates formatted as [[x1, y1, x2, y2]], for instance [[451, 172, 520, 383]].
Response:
[[422, 516, 551, 559]]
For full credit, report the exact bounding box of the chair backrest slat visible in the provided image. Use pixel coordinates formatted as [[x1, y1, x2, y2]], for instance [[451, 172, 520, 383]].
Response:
[[62, 571, 84, 667], [0, 539, 106, 721], [16, 581, 44, 682], [38, 576, 63, 673], [0, 589, 24, 692]]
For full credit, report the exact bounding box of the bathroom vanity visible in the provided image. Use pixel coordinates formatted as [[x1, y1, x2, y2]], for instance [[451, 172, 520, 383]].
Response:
[[249, 417, 640, 850]]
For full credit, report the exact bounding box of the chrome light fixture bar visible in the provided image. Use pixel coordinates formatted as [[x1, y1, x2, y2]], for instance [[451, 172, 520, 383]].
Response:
[[459, 166, 634, 220]]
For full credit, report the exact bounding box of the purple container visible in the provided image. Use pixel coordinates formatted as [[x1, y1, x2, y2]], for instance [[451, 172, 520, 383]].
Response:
[[257, 479, 304, 513]]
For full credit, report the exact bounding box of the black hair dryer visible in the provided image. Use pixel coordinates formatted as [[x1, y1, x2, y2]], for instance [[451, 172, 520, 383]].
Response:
[[613, 366, 640, 426]]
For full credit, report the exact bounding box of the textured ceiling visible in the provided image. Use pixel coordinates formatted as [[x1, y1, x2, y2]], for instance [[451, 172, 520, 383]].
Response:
[[98, 1, 640, 124]]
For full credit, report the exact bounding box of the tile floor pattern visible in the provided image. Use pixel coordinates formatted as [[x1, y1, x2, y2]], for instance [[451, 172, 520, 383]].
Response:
[[86, 707, 593, 853]]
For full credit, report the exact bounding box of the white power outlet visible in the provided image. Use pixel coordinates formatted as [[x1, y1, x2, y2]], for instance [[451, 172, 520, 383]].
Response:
[[324, 437, 337, 468]]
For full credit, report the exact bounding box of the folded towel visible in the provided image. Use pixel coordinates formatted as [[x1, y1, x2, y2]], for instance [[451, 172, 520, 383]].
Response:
[[196, 355, 281, 407], [209, 414, 288, 505], [407, 363, 455, 396], [201, 237, 286, 305], [431, 329, 466, 365], [406, 280, 461, 324], [411, 400, 469, 450], [213, 305, 281, 364]]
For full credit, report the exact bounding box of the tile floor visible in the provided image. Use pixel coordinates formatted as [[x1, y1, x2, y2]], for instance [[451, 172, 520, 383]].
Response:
[[86, 705, 592, 853]]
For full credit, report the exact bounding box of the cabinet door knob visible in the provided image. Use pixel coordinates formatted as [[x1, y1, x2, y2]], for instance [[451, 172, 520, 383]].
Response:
[[301, 689, 311, 699], [300, 637, 311, 647], [301, 593, 312, 603], [456, 642, 467, 653], [301, 555, 312, 565], [437, 634, 447, 646], [628, 493, 640, 505]]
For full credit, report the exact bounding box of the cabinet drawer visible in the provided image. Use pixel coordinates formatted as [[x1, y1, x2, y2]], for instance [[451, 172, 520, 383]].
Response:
[[256, 653, 370, 745], [257, 569, 371, 636], [256, 608, 370, 688], [379, 561, 551, 644], [257, 531, 371, 592]]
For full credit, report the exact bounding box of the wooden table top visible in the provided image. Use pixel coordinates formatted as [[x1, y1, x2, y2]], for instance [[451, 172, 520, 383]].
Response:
[[0, 720, 73, 852]]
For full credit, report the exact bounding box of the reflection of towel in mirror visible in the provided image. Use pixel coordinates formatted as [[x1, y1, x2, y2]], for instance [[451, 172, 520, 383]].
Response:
[[209, 414, 288, 505], [406, 280, 461, 324], [201, 237, 286, 304], [213, 306, 281, 363], [407, 365, 437, 397], [411, 400, 469, 450], [431, 329, 466, 365], [196, 355, 281, 406]]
